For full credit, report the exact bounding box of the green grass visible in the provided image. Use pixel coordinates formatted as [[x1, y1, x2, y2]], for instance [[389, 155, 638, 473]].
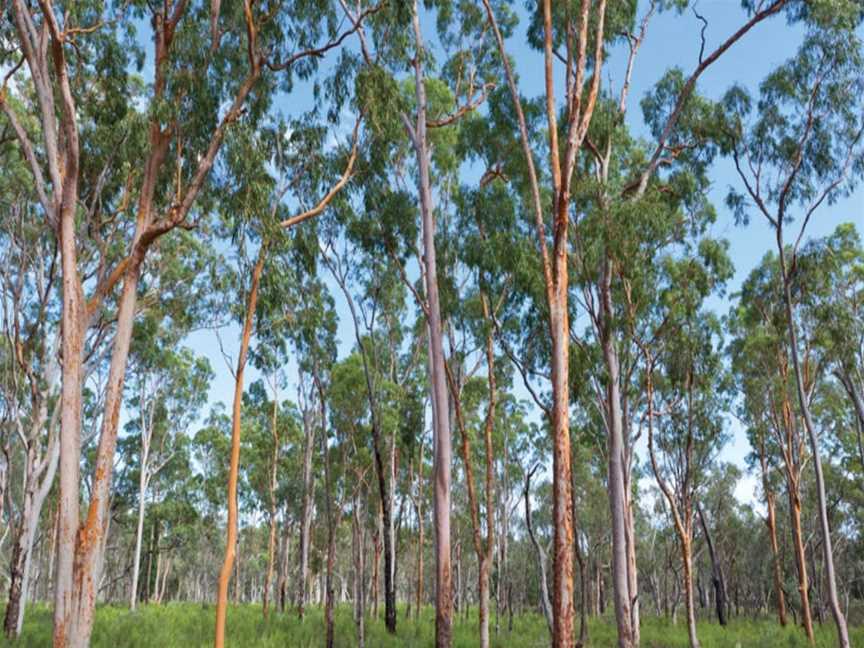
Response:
[[3, 603, 861, 647]]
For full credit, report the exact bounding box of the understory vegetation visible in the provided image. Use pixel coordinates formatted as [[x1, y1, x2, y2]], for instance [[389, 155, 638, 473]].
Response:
[[7, 604, 862, 648]]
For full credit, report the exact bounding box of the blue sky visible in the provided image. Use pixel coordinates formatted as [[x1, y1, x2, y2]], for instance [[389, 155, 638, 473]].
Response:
[[174, 1, 863, 507]]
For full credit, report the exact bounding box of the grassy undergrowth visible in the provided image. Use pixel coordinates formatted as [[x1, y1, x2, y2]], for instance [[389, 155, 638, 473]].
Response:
[[3, 603, 861, 647]]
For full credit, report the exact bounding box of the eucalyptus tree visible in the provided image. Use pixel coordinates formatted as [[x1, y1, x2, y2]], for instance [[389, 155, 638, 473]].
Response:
[[730, 225, 864, 628], [696, 463, 751, 619], [491, 395, 526, 634], [446, 352, 498, 648], [735, 386, 789, 627], [240, 377, 304, 620], [571, 94, 735, 640], [0, 1, 373, 643], [1, 3, 240, 638], [445, 180, 538, 647], [569, 411, 614, 642], [644, 309, 732, 648], [128, 414, 200, 605], [474, 2, 800, 643], [344, 2, 502, 639], [328, 353, 375, 647], [730, 253, 821, 641], [247, 217, 318, 622], [316, 365, 339, 648], [125, 343, 212, 611], [270, 400, 307, 615], [394, 4, 497, 642], [797, 225, 864, 468], [124, 229, 218, 612], [0, 149, 62, 639], [476, 1, 612, 636], [574, 74, 731, 645], [523, 463, 553, 633], [294, 376, 318, 618], [212, 114, 358, 644], [720, 23, 864, 647], [211, 146, 273, 646], [2, 1, 378, 645], [288, 278, 339, 644], [326, 341, 416, 646], [319, 227, 422, 635]]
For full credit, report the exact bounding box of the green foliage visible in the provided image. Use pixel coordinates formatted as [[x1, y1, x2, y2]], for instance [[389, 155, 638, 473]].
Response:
[[720, 28, 864, 224], [8, 603, 863, 647], [524, 0, 637, 55]]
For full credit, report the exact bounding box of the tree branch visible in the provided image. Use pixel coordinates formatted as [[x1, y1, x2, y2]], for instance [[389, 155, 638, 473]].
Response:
[[280, 117, 361, 229]]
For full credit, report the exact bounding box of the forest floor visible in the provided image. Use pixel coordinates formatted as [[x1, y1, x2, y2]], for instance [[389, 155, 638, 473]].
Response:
[[4, 603, 862, 647]]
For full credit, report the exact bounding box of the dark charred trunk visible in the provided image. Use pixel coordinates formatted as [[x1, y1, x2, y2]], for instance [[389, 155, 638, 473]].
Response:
[[697, 504, 727, 626]]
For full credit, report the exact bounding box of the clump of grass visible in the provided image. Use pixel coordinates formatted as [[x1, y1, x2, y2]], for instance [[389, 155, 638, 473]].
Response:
[[3, 603, 862, 647]]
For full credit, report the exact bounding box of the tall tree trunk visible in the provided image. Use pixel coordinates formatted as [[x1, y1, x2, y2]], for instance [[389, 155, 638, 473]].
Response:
[[602, 279, 634, 648], [263, 394, 280, 621], [571, 465, 589, 648], [214, 246, 266, 648], [478, 555, 492, 648], [696, 504, 727, 627], [777, 240, 850, 648], [406, 4, 452, 644], [416, 514, 424, 620], [497, 437, 511, 636], [759, 440, 787, 627], [524, 466, 553, 636], [454, 541, 462, 615], [372, 521, 381, 619], [549, 281, 574, 648], [789, 484, 815, 643], [263, 504, 278, 619], [53, 197, 85, 648], [130, 464, 148, 612], [414, 441, 425, 621], [5, 517, 29, 638], [297, 402, 316, 619], [4, 415, 60, 638], [384, 431, 397, 633], [681, 537, 701, 648], [354, 349, 395, 632], [130, 416, 153, 614], [323, 238, 398, 635], [146, 521, 156, 603], [315, 375, 336, 648], [447, 293, 497, 648], [352, 486, 366, 648], [479, 0, 609, 643], [65, 265, 142, 647], [646, 365, 699, 648], [277, 521, 291, 613], [479, 297, 497, 648], [624, 483, 640, 645]]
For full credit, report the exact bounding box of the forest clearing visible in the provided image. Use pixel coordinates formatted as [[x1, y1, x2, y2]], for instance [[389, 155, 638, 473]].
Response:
[[1, 0, 863, 647]]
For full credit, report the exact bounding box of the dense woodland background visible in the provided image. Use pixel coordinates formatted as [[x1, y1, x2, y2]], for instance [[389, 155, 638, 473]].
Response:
[[0, 1, 863, 647]]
